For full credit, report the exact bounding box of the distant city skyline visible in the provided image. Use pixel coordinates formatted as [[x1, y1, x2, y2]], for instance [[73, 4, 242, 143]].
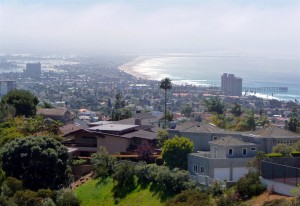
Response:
[[0, 0, 299, 57]]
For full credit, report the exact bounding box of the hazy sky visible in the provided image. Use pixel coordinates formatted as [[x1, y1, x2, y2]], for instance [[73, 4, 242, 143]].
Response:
[[0, 0, 299, 56]]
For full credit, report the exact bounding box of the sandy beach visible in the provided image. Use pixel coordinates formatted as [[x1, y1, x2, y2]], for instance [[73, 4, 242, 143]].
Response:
[[118, 56, 152, 80]]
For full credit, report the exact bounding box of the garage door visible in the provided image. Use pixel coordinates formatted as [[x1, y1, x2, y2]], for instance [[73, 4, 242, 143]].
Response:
[[232, 167, 248, 181], [214, 168, 230, 181]]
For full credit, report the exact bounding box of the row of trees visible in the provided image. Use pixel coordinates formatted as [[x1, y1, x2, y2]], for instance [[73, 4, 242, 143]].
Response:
[[91, 147, 196, 197]]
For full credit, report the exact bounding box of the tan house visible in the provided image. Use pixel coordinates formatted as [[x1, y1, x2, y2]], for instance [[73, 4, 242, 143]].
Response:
[[60, 122, 157, 156]]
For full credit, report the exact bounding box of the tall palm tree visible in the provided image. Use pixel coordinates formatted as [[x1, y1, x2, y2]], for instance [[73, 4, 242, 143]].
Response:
[[160, 78, 172, 127]]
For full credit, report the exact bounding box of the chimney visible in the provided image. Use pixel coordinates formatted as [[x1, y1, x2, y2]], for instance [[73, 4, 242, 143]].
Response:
[[135, 117, 142, 126]]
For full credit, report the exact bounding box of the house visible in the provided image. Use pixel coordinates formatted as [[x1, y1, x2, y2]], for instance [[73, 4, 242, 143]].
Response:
[[61, 120, 157, 156], [37, 108, 74, 123], [169, 121, 300, 185], [189, 136, 257, 184]]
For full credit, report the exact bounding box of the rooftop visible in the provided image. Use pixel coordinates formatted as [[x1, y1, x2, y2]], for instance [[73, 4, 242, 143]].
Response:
[[172, 121, 224, 133], [209, 136, 256, 146], [88, 124, 138, 132], [122, 130, 157, 140], [37, 108, 69, 116]]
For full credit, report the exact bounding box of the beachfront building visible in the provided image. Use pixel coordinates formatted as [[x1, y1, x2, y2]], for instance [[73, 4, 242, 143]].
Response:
[[221, 73, 243, 96]]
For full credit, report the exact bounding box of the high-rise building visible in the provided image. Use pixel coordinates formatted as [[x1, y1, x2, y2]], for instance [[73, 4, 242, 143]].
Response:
[[24, 62, 41, 78], [0, 80, 17, 96], [221, 73, 242, 96]]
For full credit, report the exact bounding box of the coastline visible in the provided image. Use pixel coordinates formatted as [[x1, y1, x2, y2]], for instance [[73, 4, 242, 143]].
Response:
[[119, 56, 154, 80]]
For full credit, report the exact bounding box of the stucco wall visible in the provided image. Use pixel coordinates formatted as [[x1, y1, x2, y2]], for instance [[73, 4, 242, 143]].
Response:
[[97, 135, 131, 154]]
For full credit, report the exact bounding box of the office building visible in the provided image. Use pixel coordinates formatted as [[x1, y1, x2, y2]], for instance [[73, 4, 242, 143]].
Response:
[[0, 80, 17, 96], [24, 62, 41, 78], [221, 73, 242, 96]]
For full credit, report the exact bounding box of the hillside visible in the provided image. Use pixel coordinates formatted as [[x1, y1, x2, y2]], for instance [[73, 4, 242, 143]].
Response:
[[75, 178, 168, 206]]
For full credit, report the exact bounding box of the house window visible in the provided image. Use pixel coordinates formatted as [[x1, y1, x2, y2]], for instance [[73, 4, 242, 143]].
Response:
[[213, 136, 218, 140], [200, 166, 204, 174], [242, 148, 247, 156], [250, 147, 256, 151], [193, 164, 198, 172], [228, 148, 233, 156]]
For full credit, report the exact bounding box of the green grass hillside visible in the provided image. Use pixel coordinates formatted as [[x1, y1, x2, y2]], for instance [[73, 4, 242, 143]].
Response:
[[75, 178, 167, 206]]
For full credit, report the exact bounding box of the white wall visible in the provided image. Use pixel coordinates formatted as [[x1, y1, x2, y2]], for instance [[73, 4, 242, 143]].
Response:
[[260, 177, 297, 196]]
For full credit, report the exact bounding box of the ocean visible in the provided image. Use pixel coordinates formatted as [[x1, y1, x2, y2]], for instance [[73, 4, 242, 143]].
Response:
[[125, 55, 300, 101]]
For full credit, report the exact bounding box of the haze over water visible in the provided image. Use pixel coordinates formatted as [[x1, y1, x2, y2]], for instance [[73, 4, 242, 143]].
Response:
[[129, 54, 300, 101]]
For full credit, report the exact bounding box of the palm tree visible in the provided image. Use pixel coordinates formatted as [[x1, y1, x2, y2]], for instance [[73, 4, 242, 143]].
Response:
[[160, 78, 172, 127]]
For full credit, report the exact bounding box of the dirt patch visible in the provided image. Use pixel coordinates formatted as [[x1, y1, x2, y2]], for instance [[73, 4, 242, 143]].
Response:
[[250, 192, 293, 206], [70, 172, 93, 190]]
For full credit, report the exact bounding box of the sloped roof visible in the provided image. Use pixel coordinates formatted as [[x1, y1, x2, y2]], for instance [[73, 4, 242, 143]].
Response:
[[245, 126, 300, 138], [122, 130, 157, 140], [60, 123, 83, 136], [37, 108, 69, 117], [173, 121, 224, 133], [210, 136, 255, 146]]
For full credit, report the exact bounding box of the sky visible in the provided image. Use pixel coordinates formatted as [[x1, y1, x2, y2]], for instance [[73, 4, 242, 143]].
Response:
[[0, 0, 299, 56]]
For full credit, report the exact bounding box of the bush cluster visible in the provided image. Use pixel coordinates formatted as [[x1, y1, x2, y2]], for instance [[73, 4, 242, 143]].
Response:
[[0, 177, 80, 206], [134, 162, 196, 194]]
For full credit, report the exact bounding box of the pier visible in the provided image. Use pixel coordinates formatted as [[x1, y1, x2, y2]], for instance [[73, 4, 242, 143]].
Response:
[[243, 87, 288, 93]]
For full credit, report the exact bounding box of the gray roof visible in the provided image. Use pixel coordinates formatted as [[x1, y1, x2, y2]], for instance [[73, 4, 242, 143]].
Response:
[[245, 126, 300, 138], [209, 136, 256, 146], [88, 124, 138, 132], [173, 121, 224, 133], [122, 130, 157, 140]]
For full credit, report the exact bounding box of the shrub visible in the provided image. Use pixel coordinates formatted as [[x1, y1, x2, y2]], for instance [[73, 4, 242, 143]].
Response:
[[291, 151, 300, 157], [162, 136, 194, 170], [272, 144, 294, 157], [112, 160, 135, 188], [55, 189, 80, 206], [12, 190, 43, 206], [0, 195, 9, 206], [71, 159, 87, 166], [37, 189, 53, 199], [155, 157, 164, 166], [267, 153, 283, 158], [91, 147, 116, 179], [1, 136, 70, 190], [42, 198, 56, 206], [165, 190, 211, 206], [235, 172, 266, 200], [1, 177, 23, 198]]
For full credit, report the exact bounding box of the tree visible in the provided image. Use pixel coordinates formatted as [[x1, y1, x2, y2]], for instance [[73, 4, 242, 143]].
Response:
[[236, 172, 266, 200], [203, 96, 225, 114], [247, 151, 266, 175], [55, 189, 80, 206], [245, 109, 256, 131], [272, 144, 294, 157], [91, 147, 116, 179], [181, 103, 193, 117], [112, 160, 135, 189], [1, 136, 70, 190], [114, 93, 125, 109], [0, 102, 15, 122], [1, 89, 39, 117], [157, 130, 169, 148], [231, 103, 243, 117], [137, 144, 155, 162], [160, 78, 172, 127], [288, 109, 299, 132], [162, 136, 194, 170]]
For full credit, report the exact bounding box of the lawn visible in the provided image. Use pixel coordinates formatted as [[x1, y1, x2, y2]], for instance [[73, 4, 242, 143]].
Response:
[[75, 178, 167, 206]]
